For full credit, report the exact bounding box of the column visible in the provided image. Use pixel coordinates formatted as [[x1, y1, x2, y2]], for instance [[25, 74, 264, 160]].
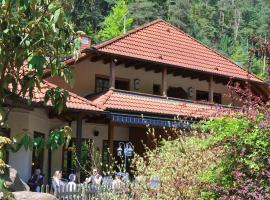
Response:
[[108, 120, 114, 163], [109, 60, 116, 89], [76, 116, 82, 182], [162, 67, 167, 96], [208, 75, 214, 103]]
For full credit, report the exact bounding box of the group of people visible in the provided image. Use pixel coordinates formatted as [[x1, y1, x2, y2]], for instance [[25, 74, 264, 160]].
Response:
[[28, 168, 127, 194], [51, 170, 77, 192]]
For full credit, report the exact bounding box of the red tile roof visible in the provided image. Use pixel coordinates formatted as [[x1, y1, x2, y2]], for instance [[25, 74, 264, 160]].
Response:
[[30, 81, 102, 112], [95, 19, 262, 83], [90, 89, 233, 118]]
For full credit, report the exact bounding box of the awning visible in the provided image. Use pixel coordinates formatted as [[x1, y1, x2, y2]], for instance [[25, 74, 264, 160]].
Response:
[[111, 114, 192, 128]]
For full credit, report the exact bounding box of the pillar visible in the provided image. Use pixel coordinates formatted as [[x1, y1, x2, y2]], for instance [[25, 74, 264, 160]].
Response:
[[209, 75, 214, 102], [76, 116, 82, 182], [162, 67, 167, 96], [108, 120, 114, 163], [109, 60, 116, 89]]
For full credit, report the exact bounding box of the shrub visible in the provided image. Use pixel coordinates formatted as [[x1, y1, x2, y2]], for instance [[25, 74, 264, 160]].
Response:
[[198, 113, 270, 199], [131, 129, 220, 199]]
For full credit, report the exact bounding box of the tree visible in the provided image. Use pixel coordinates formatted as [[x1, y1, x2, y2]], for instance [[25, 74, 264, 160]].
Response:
[[166, 0, 192, 31], [69, 0, 114, 43], [97, 0, 133, 42], [0, 0, 79, 193], [128, 0, 165, 26], [0, 0, 80, 124], [188, 1, 217, 46]]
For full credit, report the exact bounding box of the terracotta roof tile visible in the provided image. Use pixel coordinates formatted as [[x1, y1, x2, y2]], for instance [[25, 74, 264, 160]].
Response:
[[30, 81, 102, 112], [90, 89, 232, 118], [95, 19, 262, 83]]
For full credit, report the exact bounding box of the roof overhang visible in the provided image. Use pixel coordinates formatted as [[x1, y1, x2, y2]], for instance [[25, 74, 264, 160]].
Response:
[[83, 48, 269, 100]]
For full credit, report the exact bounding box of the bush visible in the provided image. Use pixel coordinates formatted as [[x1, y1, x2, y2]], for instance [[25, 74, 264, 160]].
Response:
[[131, 110, 270, 199], [199, 113, 270, 199], [131, 129, 220, 199]]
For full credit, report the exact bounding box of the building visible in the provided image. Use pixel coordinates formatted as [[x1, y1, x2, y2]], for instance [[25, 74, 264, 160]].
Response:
[[1, 19, 268, 183]]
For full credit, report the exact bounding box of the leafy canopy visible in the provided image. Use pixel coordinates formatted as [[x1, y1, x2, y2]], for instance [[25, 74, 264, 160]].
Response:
[[0, 0, 80, 120], [97, 0, 133, 42], [198, 113, 270, 199]]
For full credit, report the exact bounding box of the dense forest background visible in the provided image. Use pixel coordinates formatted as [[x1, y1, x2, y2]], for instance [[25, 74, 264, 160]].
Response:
[[68, 0, 270, 78]]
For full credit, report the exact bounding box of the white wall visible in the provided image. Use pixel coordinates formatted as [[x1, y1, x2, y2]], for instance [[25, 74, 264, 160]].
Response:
[[8, 109, 32, 182], [7, 108, 65, 182], [7, 108, 129, 182]]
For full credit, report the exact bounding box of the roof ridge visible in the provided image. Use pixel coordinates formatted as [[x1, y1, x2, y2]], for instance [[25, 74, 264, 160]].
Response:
[[93, 89, 114, 108], [43, 80, 100, 108], [95, 19, 163, 49], [159, 20, 263, 82]]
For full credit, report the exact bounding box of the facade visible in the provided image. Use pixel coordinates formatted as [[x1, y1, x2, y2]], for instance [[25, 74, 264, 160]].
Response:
[[1, 19, 268, 183]]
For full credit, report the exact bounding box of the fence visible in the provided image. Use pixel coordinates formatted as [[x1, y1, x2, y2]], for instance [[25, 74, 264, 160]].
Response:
[[40, 178, 135, 200]]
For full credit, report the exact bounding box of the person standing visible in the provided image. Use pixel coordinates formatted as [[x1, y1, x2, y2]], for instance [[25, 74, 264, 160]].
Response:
[[112, 172, 126, 194], [51, 170, 64, 193], [66, 173, 77, 192], [85, 168, 102, 185], [27, 168, 44, 192]]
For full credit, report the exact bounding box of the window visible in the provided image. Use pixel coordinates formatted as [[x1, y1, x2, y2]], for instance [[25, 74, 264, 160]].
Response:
[[196, 90, 222, 104], [214, 93, 222, 104], [0, 128, 10, 164], [95, 77, 109, 93], [95, 76, 129, 92], [153, 84, 161, 95], [196, 90, 209, 101], [32, 132, 45, 173], [167, 87, 188, 99], [116, 79, 129, 91]]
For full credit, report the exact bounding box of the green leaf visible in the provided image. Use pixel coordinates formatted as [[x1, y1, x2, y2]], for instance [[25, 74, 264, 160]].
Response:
[[28, 55, 46, 76]]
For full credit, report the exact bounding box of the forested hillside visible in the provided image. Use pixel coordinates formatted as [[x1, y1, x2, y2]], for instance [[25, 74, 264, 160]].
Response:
[[68, 0, 270, 78]]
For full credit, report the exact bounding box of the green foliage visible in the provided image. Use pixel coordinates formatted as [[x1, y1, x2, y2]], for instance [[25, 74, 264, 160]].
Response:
[[71, 140, 102, 178], [131, 129, 219, 199], [128, 0, 164, 26], [132, 109, 270, 199], [44, 87, 69, 114], [70, 0, 114, 33], [198, 114, 270, 199], [0, 0, 79, 124], [5, 126, 72, 153], [97, 0, 133, 42]]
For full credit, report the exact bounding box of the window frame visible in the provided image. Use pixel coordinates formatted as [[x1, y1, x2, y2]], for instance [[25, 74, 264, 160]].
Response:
[[95, 74, 130, 92], [153, 84, 161, 95], [196, 90, 222, 104]]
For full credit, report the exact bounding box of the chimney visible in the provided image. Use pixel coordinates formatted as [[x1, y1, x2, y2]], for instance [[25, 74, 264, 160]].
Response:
[[80, 36, 91, 49]]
